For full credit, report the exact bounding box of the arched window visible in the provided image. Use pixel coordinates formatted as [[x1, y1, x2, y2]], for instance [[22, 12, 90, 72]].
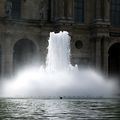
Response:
[[111, 0, 120, 25], [5, 0, 21, 19], [74, 0, 84, 23]]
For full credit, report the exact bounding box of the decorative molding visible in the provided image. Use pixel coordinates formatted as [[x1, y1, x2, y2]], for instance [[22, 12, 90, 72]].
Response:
[[110, 32, 120, 37]]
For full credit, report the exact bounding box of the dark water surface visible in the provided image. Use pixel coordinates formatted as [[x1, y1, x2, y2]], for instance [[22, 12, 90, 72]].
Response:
[[0, 98, 120, 120]]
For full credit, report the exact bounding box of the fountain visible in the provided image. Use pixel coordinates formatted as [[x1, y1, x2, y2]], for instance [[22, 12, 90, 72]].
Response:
[[1, 31, 118, 98], [46, 31, 71, 71]]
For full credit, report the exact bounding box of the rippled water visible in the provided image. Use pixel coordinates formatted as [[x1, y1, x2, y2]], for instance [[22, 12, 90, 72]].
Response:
[[0, 98, 120, 120]]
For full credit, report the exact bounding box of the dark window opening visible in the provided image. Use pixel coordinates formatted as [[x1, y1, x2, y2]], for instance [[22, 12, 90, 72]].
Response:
[[74, 0, 84, 23], [111, 0, 120, 25], [48, 0, 51, 22], [108, 43, 120, 77], [5, 0, 21, 19]]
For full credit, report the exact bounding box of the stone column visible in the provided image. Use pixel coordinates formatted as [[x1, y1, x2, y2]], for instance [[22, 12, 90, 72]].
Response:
[[3, 49, 13, 77], [0, 0, 6, 17], [2, 35, 13, 77], [65, 0, 74, 21], [103, 37, 110, 75], [104, 0, 110, 22], [54, 0, 64, 21], [95, 0, 102, 22], [95, 37, 102, 69]]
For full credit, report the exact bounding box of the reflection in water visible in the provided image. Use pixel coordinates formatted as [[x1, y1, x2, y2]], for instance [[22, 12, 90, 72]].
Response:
[[0, 98, 119, 119]]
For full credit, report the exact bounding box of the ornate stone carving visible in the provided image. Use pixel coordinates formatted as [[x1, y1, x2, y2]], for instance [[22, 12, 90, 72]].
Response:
[[5, 0, 12, 17], [39, 0, 48, 20]]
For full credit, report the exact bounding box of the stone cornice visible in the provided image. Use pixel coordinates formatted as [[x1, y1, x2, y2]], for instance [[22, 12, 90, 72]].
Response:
[[0, 17, 51, 27]]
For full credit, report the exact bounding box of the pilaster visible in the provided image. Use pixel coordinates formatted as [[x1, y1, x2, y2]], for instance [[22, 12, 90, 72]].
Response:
[[2, 33, 13, 77], [104, 0, 111, 23], [51, 0, 74, 23], [95, 0, 102, 23], [95, 0, 110, 24]]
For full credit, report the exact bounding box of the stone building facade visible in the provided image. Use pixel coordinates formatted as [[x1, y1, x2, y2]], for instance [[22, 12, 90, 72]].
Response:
[[0, 0, 120, 78]]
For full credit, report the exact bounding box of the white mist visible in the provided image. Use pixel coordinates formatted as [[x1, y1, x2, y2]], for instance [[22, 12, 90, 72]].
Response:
[[1, 31, 117, 98]]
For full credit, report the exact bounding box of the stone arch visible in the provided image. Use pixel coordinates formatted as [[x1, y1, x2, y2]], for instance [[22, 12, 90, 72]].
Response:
[[108, 42, 120, 77], [107, 39, 120, 51], [13, 39, 37, 71]]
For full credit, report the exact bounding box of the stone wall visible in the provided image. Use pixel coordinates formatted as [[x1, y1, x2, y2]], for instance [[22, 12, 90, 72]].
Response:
[[0, 0, 119, 77]]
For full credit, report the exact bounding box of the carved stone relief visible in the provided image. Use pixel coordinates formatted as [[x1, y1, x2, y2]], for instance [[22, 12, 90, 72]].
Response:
[[5, 0, 12, 17], [39, 0, 48, 20]]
